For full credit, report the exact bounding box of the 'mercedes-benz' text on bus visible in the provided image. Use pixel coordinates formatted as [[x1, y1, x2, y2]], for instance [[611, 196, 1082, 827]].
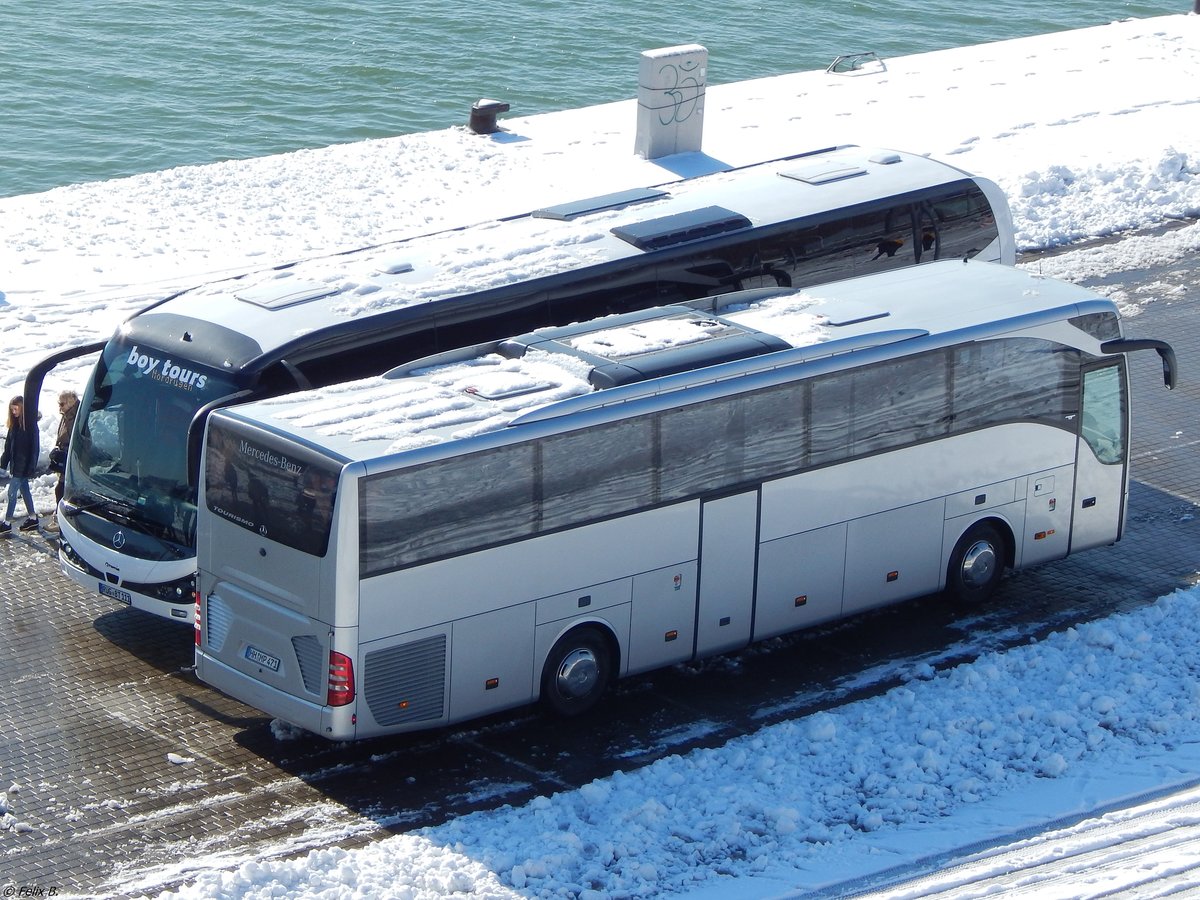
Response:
[[49, 145, 1015, 622], [193, 260, 1175, 739]]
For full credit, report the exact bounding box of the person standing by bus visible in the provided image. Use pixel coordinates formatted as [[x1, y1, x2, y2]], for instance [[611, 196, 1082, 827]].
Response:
[[1, 395, 40, 534], [45, 390, 78, 534]]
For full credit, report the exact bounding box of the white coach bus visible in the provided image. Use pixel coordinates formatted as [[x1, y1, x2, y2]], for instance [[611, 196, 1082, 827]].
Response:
[[193, 260, 1175, 740], [48, 143, 1014, 623]]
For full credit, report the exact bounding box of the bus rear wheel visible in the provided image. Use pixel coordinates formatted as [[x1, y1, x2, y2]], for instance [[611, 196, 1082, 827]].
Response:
[[946, 522, 1005, 605], [541, 626, 612, 717]]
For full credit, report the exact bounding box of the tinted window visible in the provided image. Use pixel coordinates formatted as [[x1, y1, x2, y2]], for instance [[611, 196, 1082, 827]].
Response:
[[850, 351, 951, 454], [357, 337, 1080, 575], [918, 186, 1000, 261], [540, 418, 656, 531], [205, 422, 342, 556], [659, 396, 747, 498], [953, 339, 1079, 431], [360, 444, 536, 577]]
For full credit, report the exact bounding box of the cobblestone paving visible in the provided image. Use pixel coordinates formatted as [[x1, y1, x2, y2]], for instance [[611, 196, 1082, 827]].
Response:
[[0, 252, 1196, 898]]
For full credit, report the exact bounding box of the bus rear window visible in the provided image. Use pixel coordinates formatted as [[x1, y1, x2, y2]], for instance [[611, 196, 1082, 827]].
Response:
[[204, 420, 342, 556]]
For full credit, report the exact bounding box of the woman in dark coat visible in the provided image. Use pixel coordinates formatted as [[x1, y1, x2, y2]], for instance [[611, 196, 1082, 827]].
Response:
[[1, 395, 39, 533]]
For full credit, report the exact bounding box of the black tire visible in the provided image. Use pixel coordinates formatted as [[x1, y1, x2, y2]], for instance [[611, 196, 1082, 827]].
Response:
[[540, 626, 612, 717], [945, 522, 1006, 605]]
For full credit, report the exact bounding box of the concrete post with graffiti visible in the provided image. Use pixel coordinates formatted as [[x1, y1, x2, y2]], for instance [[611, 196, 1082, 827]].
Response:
[[635, 44, 707, 159]]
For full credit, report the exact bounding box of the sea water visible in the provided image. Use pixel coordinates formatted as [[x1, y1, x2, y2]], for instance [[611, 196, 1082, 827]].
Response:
[[0, 0, 1184, 198]]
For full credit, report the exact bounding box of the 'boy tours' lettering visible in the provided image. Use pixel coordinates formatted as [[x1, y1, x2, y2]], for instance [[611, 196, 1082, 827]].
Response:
[[127, 345, 208, 391], [238, 439, 305, 476]]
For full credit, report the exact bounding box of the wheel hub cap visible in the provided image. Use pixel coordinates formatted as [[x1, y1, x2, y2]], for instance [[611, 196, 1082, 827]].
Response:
[[556, 648, 599, 698], [960, 540, 997, 588]]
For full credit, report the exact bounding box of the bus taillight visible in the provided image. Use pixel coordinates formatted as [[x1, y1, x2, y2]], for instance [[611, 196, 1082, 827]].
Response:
[[194, 592, 202, 648], [327, 651, 355, 707]]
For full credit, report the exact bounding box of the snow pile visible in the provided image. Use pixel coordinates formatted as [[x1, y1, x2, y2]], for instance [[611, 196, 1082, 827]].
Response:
[[1012, 148, 1200, 248], [163, 586, 1200, 898]]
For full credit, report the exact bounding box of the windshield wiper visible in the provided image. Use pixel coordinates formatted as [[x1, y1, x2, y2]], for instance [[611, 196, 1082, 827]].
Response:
[[62, 490, 139, 521], [63, 491, 192, 552]]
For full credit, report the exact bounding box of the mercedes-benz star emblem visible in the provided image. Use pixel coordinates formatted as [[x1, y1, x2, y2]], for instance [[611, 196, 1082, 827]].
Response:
[[112, 531, 126, 549]]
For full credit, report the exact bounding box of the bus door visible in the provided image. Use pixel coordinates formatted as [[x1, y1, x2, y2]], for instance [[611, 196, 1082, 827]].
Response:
[[1071, 361, 1128, 552], [695, 490, 759, 657]]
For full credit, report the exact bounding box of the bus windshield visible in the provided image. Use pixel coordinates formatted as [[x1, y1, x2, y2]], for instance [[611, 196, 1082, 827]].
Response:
[[69, 337, 237, 547]]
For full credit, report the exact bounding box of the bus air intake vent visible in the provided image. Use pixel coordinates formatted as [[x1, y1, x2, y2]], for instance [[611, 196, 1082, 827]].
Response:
[[363, 634, 447, 726], [205, 594, 234, 652], [532, 187, 669, 221], [611, 206, 752, 251], [291, 635, 325, 696]]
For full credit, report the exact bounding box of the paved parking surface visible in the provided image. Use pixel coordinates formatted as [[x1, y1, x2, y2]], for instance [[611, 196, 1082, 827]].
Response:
[[0, 249, 1197, 898]]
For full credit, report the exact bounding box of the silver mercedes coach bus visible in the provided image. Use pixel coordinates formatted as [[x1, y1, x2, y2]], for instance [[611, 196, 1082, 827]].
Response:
[[193, 260, 1174, 739]]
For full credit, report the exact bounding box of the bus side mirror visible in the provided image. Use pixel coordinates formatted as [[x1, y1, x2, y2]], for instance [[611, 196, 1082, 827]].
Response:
[[1100, 338, 1178, 390]]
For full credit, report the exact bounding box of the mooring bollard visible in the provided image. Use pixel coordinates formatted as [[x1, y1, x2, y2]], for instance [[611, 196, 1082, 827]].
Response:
[[468, 99, 510, 135]]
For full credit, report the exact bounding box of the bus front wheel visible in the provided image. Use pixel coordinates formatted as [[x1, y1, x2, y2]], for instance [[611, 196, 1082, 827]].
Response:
[[541, 627, 612, 717], [946, 522, 1005, 605]]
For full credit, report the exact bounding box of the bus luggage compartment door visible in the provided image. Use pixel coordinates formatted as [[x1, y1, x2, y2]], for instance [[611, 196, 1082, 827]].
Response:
[[695, 490, 759, 657], [627, 561, 698, 674], [449, 602, 536, 723], [842, 498, 945, 614]]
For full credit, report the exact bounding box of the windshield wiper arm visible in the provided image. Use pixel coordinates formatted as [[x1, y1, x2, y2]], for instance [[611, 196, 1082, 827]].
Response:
[[62, 490, 138, 519]]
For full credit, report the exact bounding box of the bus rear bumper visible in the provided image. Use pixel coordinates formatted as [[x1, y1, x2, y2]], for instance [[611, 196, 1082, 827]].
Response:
[[196, 652, 354, 740]]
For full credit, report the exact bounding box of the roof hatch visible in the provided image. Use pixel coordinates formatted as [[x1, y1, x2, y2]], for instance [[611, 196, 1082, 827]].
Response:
[[501, 306, 789, 389], [779, 163, 868, 185], [611, 205, 752, 251], [532, 186, 670, 221], [236, 279, 338, 310]]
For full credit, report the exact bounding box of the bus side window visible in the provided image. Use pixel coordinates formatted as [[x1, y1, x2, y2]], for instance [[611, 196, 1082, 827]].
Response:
[[951, 339, 1080, 434], [927, 187, 998, 261], [540, 418, 655, 531], [850, 350, 951, 454], [360, 444, 537, 577]]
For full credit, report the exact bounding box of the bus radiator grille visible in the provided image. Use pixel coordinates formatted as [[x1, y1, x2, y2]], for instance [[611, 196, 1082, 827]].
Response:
[[363, 635, 447, 726], [291, 635, 325, 695], [206, 595, 234, 652]]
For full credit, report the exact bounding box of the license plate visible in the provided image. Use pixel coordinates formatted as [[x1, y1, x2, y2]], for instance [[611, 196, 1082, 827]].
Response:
[[98, 582, 132, 605], [245, 645, 282, 672]]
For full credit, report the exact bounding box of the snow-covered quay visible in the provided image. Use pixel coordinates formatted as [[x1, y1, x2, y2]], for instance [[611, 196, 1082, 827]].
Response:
[[1, 13, 1200, 899]]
